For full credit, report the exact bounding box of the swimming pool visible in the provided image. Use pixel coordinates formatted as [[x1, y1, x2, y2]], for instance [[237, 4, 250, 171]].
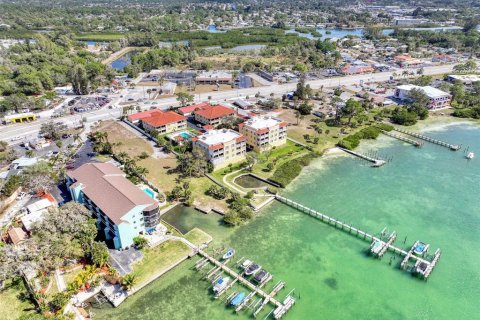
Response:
[[179, 132, 193, 139], [143, 187, 155, 198]]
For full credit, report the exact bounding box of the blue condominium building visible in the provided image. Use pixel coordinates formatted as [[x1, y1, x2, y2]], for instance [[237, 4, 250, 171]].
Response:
[[66, 162, 159, 249]]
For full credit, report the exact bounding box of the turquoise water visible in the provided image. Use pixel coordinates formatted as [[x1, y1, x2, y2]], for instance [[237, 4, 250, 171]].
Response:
[[93, 122, 480, 320]]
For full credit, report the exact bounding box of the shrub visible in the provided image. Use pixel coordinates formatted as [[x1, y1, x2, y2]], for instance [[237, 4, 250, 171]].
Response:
[[269, 154, 315, 187]]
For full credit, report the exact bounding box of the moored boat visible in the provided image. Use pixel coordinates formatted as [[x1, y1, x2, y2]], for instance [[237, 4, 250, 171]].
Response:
[[370, 240, 383, 255], [253, 269, 270, 283], [466, 152, 475, 160], [245, 262, 261, 276], [213, 277, 230, 294], [413, 242, 429, 256], [230, 292, 246, 307], [223, 248, 235, 260]]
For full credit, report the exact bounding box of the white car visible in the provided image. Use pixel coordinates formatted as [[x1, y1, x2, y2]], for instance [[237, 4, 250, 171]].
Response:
[[16, 192, 27, 201]]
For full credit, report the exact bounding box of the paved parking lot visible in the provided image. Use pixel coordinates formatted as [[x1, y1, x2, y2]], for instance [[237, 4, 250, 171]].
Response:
[[108, 248, 143, 276]]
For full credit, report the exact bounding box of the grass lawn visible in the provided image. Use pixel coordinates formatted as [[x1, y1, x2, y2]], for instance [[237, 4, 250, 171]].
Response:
[[140, 156, 180, 193], [0, 278, 37, 320], [63, 267, 84, 288], [95, 120, 153, 158], [184, 228, 213, 246], [188, 176, 229, 211], [133, 240, 192, 286]]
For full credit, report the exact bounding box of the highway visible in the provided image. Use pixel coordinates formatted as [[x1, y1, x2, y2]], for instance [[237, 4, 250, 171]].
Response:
[[0, 63, 455, 143]]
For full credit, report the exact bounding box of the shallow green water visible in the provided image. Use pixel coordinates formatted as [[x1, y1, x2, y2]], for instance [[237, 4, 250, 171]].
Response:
[[93, 122, 480, 320]]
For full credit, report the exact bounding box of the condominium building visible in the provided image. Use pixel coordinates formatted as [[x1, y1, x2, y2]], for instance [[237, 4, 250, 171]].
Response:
[[193, 129, 247, 169], [239, 116, 288, 151], [127, 109, 186, 134], [394, 85, 452, 109], [66, 163, 159, 250], [193, 104, 235, 127]]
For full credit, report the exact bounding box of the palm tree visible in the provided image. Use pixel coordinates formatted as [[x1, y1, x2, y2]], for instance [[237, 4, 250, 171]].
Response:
[[121, 274, 137, 290]]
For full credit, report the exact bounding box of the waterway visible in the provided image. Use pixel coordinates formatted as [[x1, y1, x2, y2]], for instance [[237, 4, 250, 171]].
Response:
[[92, 121, 480, 320], [110, 50, 138, 70]]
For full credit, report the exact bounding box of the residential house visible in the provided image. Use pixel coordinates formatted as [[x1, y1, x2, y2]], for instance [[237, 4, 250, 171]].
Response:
[[66, 163, 159, 249], [193, 129, 246, 169], [193, 104, 236, 127], [394, 85, 452, 109], [239, 116, 288, 151], [7, 228, 27, 245]]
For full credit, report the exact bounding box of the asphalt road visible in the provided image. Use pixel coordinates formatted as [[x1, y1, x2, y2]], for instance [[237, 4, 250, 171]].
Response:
[[0, 63, 456, 143]]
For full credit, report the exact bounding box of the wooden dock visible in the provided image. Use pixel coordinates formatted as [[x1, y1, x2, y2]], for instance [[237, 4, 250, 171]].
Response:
[[381, 130, 423, 147], [338, 147, 386, 167], [197, 249, 290, 309], [394, 128, 460, 150], [275, 195, 440, 279]]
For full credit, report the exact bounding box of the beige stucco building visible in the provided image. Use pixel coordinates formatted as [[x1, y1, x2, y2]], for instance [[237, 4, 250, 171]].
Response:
[[193, 129, 247, 169], [239, 116, 288, 151]]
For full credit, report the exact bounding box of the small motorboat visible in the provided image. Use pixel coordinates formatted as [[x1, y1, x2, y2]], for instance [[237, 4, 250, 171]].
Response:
[[466, 152, 475, 160], [415, 261, 429, 276], [370, 240, 383, 255], [230, 292, 245, 307], [413, 242, 429, 256], [253, 269, 270, 283], [245, 262, 261, 276], [213, 277, 230, 294], [223, 248, 235, 260], [241, 259, 252, 269]]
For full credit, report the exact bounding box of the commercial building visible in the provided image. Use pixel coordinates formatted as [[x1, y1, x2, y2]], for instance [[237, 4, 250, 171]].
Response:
[[193, 104, 236, 127], [66, 163, 159, 250], [193, 129, 247, 169], [128, 109, 186, 134], [3, 112, 36, 124], [394, 55, 423, 67], [195, 71, 233, 85], [447, 74, 480, 84], [394, 85, 452, 109], [239, 117, 288, 151], [394, 18, 429, 26]]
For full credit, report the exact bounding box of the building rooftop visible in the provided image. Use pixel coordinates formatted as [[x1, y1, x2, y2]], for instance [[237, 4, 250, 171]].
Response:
[[397, 85, 450, 99], [194, 104, 235, 120], [178, 102, 210, 115], [142, 111, 186, 127], [242, 116, 285, 130], [196, 129, 244, 146], [8, 227, 27, 245], [127, 109, 163, 122], [67, 163, 157, 224]]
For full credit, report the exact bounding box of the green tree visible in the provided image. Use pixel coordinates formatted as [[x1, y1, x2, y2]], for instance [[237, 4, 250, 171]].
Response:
[[90, 242, 109, 267], [176, 92, 194, 107], [342, 98, 364, 125], [69, 64, 89, 95]]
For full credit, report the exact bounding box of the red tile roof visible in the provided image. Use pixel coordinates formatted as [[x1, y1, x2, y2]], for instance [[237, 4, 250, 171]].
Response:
[[236, 136, 247, 143], [178, 102, 210, 115], [142, 111, 186, 128], [279, 121, 289, 127], [194, 105, 235, 120], [256, 128, 269, 134], [127, 109, 163, 122], [208, 143, 224, 150], [203, 124, 214, 131]]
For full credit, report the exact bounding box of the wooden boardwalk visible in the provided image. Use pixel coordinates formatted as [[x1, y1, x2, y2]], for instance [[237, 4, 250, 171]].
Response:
[[381, 130, 423, 147], [338, 147, 386, 167], [275, 195, 440, 278], [394, 128, 460, 150]]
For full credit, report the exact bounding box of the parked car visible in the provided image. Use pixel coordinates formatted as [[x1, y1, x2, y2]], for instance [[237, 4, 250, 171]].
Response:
[[16, 192, 27, 201]]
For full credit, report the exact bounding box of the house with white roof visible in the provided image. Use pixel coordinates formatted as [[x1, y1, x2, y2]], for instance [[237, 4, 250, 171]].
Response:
[[394, 85, 452, 109]]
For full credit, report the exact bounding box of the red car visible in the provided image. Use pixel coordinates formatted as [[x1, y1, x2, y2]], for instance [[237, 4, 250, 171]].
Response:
[[66, 165, 75, 170]]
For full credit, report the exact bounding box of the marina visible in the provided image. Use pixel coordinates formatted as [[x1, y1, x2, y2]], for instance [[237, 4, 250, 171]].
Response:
[[195, 249, 295, 319], [275, 195, 441, 279]]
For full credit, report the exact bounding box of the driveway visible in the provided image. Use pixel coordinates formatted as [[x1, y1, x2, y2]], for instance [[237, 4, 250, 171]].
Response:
[[108, 248, 143, 276]]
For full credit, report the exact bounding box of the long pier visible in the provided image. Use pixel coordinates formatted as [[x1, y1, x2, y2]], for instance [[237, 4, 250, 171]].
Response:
[[394, 128, 460, 150], [338, 147, 386, 167], [381, 130, 423, 147], [196, 249, 295, 318], [275, 195, 440, 279]]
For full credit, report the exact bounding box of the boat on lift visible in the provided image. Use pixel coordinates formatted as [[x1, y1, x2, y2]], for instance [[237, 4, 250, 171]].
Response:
[[466, 152, 475, 160], [244, 262, 261, 276], [213, 277, 230, 294], [229, 292, 246, 307]]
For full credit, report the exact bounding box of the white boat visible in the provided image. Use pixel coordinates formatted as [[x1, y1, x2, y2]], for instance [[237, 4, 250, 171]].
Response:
[[466, 152, 475, 160], [213, 277, 230, 294], [222, 248, 235, 260], [245, 262, 261, 276]]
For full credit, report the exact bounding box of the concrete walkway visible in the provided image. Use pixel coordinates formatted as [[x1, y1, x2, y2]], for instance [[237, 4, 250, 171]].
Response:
[[55, 269, 67, 292]]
